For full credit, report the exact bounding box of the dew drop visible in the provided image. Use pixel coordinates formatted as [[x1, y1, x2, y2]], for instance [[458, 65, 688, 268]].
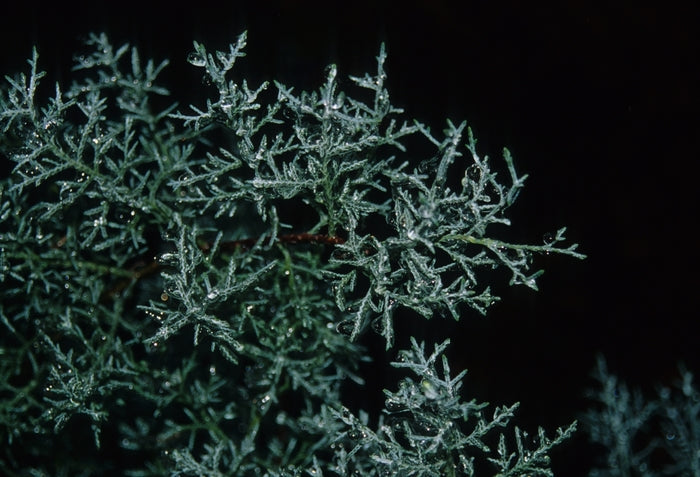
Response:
[[385, 399, 404, 413], [209, 365, 216, 376], [466, 164, 482, 181], [371, 317, 384, 334], [77, 55, 95, 68], [257, 394, 272, 412], [542, 232, 554, 245], [336, 320, 355, 337], [187, 52, 206, 67]]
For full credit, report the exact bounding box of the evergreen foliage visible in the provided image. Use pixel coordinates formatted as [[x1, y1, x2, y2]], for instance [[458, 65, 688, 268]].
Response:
[[1, 32, 584, 475], [584, 358, 700, 477]]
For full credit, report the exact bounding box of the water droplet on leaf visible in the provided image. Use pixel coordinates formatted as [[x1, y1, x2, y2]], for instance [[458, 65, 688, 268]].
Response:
[[385, 399, 404, 412], [257, 394, 272, 412], [187, 52, 206, 67], [336, 320, 354, 336]]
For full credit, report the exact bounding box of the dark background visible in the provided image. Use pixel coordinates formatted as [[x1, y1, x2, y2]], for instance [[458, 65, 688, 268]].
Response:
[[2, 1, 698, 474]]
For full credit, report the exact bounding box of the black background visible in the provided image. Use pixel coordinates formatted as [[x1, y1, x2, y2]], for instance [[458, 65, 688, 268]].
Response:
[[2, 1, 699, 474]]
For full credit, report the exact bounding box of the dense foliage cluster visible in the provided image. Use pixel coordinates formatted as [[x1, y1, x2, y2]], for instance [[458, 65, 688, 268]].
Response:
[[0, 32, 587, 475]]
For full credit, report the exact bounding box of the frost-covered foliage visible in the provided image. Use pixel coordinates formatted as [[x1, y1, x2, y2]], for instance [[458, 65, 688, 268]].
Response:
[[0, 32, 582, 475], [327, 338, 576, 477], [584, 357, 700, 477]]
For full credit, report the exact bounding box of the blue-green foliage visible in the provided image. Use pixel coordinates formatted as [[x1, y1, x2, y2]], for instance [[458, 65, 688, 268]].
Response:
[[584, 358, 700, 477], [0, 32, 582, 475], [327, 338, 575, 477]]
